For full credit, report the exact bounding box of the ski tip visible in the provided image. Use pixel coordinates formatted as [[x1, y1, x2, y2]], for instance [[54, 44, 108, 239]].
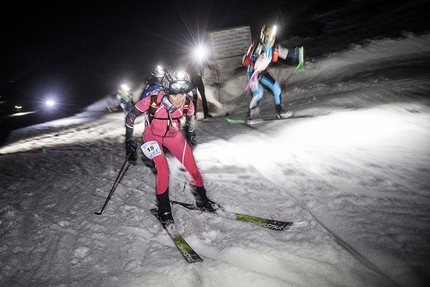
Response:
[[282, 221, 295, 231], [150, 208, 158, 215], [226, 118, 245, 124]]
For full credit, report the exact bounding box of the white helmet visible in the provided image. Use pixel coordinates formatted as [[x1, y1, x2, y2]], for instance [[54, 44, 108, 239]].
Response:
[[152, 65, 165, 78]]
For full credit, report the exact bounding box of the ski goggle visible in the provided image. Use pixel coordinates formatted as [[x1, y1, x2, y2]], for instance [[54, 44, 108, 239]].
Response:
[[169, 80, 192, 94]]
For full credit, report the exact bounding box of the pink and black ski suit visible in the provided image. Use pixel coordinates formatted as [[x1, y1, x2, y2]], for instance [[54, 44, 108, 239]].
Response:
[[125, 91, 204, 196]]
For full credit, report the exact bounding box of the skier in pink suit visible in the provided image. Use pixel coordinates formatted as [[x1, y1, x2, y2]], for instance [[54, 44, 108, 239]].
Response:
[[125, 70, 218, 224]]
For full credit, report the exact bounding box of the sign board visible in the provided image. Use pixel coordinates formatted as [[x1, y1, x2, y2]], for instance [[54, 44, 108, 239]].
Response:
[[209, 26, 252, 60]]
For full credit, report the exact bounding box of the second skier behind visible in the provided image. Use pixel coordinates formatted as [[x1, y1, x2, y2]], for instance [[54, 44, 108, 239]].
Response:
[[242, 25, 304, 124]]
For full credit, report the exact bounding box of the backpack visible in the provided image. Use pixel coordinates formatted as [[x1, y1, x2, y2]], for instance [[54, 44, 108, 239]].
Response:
[[140, 82, 162, 101], [242, 41, 257, 66], [242, 42, 279, 66]]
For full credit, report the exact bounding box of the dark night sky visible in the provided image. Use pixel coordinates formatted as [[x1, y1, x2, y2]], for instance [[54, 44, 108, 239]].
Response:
[[0, 0, 335, 112], [1, 1, 298, 85]]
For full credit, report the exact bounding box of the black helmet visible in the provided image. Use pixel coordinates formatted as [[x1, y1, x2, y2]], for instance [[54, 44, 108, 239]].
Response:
[[162, 70, 193, 94]]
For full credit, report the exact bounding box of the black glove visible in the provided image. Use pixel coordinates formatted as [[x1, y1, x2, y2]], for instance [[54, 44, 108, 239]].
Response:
[[125, 138, 137, 155], [186, 130, 197, 148]]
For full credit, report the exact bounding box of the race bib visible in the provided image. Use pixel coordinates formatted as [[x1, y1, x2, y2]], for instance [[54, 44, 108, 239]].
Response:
[[141, 141, 162, 159]]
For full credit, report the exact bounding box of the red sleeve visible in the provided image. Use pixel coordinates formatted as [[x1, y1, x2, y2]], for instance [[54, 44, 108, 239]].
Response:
[[135, 95, 152, 112]]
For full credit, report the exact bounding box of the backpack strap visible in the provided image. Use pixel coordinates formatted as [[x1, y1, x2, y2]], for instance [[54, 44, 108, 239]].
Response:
[[183, 95, 190, 116], [148, 93, 191, 124], [148, 93, 159, 124]]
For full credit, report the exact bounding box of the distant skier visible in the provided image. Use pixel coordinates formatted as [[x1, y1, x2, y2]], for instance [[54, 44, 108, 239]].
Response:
[[125, 69, 219, 224], [189, 69, 212, 119], [116, 84, 134, 117], [139, 65, 165, 100], [242, 25, 303, 124], [188, 52, 218, 119]]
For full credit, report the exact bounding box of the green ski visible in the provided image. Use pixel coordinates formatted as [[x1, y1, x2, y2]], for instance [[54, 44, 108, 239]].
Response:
[[150, 209, 203, 263], [171, 201, 294, 231]]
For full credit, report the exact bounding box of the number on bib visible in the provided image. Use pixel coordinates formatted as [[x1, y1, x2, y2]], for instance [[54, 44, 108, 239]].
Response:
[[141, 141, 162, 159]]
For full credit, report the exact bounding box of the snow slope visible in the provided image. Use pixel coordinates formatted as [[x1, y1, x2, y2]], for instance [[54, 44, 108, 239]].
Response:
[[1, 2, 430, 287]]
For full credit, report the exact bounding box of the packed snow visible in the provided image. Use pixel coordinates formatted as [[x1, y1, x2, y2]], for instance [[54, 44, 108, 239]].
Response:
[[1, 2, 430, 287]]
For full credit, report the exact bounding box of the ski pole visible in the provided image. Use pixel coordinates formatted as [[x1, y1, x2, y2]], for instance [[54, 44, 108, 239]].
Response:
[[228, 69, 262, 119], [283, 46, 305, 84], [95, 153, 130, 215], [228, 89, 248, 119]]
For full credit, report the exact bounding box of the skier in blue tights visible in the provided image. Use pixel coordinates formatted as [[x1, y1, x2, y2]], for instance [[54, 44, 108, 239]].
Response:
[[242, 25, 303, 123]]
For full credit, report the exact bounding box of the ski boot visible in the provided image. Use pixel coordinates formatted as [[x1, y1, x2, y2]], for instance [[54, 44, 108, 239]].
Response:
[[157, 189, 174, 225], [275, 105, 294, 119], [246, 107, 262, 125], [191, 186, 220, 213]]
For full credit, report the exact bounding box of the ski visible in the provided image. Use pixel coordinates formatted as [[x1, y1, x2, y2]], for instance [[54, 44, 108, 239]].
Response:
[[227, 112, 331, 125], [171, 201, 294, 231], [150, 209, 203, 263], [226, 117, 258, 129]]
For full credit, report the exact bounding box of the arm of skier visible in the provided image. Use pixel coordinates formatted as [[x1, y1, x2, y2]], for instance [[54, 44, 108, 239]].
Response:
[[185, 100, 197, 148], [124, 97, 150, 154], [124, 107, 142, 155]]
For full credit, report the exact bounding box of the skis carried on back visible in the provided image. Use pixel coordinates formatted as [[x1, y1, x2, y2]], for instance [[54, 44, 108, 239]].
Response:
[[150, 209, 203, 263], [171, 201, 294, 231]]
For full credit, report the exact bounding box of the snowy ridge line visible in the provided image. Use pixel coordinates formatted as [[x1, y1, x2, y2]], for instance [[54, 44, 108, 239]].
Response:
[[0, 113, 125, 154], [286, 79, 430, 113]]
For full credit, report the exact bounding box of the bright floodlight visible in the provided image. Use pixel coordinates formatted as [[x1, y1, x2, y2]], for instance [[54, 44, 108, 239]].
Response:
[[46, 100, 55, 107], [121, 84, 130, 92], [195, 46, 207, 60]]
